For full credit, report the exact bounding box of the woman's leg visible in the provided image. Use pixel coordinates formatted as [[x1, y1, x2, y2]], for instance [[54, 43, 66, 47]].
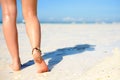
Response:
[[21, 0, 48, 73], [1, 0, 21, 71]]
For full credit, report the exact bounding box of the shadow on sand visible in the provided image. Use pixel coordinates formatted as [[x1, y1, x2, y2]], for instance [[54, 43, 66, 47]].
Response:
[[21, 44, 95, 70]]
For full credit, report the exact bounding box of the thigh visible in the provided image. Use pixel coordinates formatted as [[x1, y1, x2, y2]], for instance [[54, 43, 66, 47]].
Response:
[[1, 0, 17, 17], [21, 0, 37, 17]]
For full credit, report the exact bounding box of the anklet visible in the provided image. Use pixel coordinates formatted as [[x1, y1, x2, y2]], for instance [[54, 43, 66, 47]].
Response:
[[32, 48, 41, 55]]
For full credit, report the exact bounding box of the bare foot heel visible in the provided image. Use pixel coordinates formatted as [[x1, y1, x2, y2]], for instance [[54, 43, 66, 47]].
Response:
[[9, 58, 21, 71], [9, 63, 21, 71], [32, 48, 48, 73]]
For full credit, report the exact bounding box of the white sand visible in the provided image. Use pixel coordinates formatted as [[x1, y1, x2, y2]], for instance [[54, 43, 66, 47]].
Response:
[[78, 48, 120, 80], [0, 23, 120, 80]]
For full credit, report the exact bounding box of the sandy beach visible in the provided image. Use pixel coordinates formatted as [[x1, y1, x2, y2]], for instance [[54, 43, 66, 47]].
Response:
[[0, 23, 120, 80]]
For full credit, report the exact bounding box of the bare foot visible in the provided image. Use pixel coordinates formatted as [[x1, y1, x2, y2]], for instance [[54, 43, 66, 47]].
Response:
[[32, 49, 48, 73], [9, 63, 21, 71], [9, 58, 21, 71]]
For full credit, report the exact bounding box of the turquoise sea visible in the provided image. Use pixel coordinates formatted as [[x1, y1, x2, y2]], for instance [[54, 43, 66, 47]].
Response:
[[0, 19, 120, 24]]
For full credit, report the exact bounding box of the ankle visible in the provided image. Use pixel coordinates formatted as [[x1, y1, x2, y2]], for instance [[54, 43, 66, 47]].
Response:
[[32, 47, 42, 55], [12, 57, 21, 64]]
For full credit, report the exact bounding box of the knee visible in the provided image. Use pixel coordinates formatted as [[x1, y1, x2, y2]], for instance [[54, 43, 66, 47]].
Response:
[[22, 12, 38, 21], [2, 15, 11, 23], [2, 12, 17, 23]]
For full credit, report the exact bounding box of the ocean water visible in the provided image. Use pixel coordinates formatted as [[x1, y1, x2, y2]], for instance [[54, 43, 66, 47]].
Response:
[[0, 20, 120, 25]]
